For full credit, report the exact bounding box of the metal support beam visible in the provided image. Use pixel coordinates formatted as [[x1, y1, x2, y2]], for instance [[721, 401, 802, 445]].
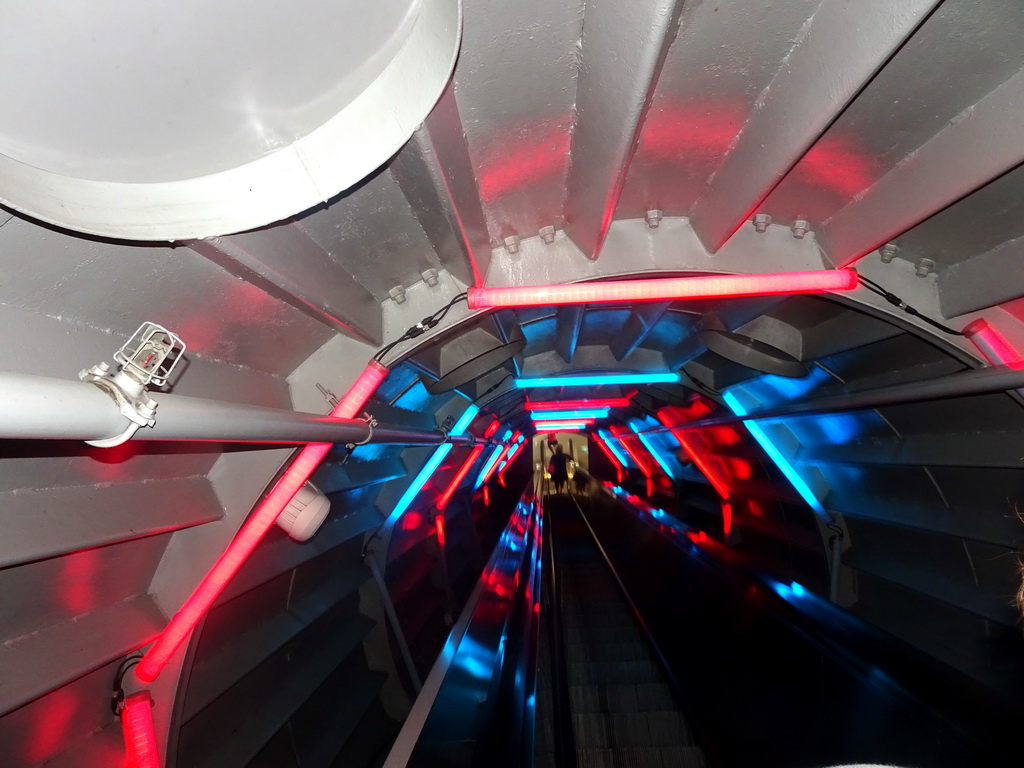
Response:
[[0, 373, 494, 446], [555, 305, 585, 363], [390, 85, 492, 287], [690, 0, 941, 254], [189, 223, 383, 345], [611, 301, 671, 361], [366, 556, 422, 694], [823, 66, 1024, 267], [644, 363, 1024, 434], [564, 0, 685, 259]]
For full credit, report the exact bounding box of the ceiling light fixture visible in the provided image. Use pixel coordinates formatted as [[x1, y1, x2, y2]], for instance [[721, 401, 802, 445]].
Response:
[[467, 270, 857, 309]]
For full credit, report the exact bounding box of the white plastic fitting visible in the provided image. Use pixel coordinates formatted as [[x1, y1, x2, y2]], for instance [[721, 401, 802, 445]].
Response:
[[276, 482, 331, 542]]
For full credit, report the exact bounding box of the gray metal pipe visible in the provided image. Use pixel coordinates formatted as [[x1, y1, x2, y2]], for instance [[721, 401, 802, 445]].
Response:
[[366, 555, 422, 695], [0, 372, 492, 447], [647, 363, 1024, 434]]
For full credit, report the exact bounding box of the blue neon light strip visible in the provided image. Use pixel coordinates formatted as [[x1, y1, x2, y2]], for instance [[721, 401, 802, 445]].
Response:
[[382, 406, 480, 529], [530, 408, 609, 421], [534, 421, 587, 431], [632, 424, 674, 478], [515, 372, 679, 389], [722, 391, 827, 516], [597, 429, 631, 466], [476, 429, 513, 488]]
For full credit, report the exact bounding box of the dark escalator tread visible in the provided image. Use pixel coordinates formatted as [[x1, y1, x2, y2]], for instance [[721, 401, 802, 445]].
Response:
[[646, 711, 695, 746], [569, 660, 663, 685], [615, 746, 710, 768], [578, 748, 617, 768], [566, 641, 659, 664], [573, 713, 611, 747]]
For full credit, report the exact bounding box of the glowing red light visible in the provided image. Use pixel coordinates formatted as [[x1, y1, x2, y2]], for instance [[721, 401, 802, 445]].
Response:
[[438, 444, 485, 510], [484, 419, 501, 438], [467, 270, 857, 309], [121, 691, 160, 768], [963, 318, 1024, 366], [591, 433, 625, 470], [434, 514, 446, 551], [658, 408, 733, 499], [136, 360, 388, 683], [610, 425, 656, 478], [526, 397, 632, 411]]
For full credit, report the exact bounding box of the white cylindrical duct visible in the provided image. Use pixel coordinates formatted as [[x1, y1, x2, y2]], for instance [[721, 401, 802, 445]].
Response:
[[0, 372, 489, 447], [0, 0, 461, 240]]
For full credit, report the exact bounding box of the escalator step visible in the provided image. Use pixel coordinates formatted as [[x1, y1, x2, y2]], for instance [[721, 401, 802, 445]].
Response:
[[577, 748, 616, 768], [569, 660, 662, 685], [615, 746, 710, 768], [646, 711, 695, 746], [564, 625, 646, 645], [572, 713, 610, 747], [566, 642, 659, 664]]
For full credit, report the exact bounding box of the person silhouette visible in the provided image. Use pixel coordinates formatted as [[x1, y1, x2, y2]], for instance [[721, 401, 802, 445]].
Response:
[[548, 443, 570, 494]]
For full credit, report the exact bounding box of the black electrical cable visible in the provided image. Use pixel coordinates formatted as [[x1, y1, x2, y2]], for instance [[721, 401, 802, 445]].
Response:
[[373, 292, 469, 365], [855, 272, 963, 336]]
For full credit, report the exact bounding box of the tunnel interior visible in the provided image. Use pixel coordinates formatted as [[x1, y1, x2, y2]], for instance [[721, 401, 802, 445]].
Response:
[[2, 1, 1024, 767]]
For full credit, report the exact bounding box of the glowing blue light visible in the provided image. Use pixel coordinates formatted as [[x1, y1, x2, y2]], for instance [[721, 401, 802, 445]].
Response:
[[381, 406, 480, 529], [723, 391, 828, 517], [382, 443, 453, 530], [533, 421, 588, 431], [531, 408, 609, 421], [598, 429, 631, 466], [475, 429, 513, 489], [515, 372, 679, 388], [632, 424, 675, 478], [450, 404, 481, 436], [790, 581, 807, 598]]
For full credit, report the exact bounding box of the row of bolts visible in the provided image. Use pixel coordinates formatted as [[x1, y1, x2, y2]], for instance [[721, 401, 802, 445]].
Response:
[[387, 213, 932, 303]]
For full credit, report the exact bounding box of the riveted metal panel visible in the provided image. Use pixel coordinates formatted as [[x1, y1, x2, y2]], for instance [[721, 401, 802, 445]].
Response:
[[453, 0, 585, 241]]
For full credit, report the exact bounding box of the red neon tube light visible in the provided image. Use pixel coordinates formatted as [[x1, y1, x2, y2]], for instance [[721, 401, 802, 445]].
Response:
[[467, 270, 857, 309], [526, 397, 632, 411], [479, 431, 521, 487], [963, 318, 1024, 366], [591, 433, 624, 470], [136, 360, 388, 683], [121, 691, 160, 768], [657, 411, 731, 499], [610, 425, 655, 478], [437, 444, 485, 510]]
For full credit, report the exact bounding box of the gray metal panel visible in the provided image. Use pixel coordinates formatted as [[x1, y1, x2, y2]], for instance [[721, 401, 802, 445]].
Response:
[[391, 85, 492, 287], [556, 305, 586, 363], [689, 0, 941, 254], [610, 301, 671, 362], [296, 168, 440, 300], [563, 0, 684, 259], [821, 66, 1024, 267], [0, 477, 223, 568], [453, 0, 585, 241], [190, 223, 383, 345], [0, 214, 332, 376], [765, 0, 1024, 227], [616, 0, 826, 220]]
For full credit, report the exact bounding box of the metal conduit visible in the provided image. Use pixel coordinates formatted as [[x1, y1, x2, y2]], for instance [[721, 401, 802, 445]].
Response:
[[640, 363, 1024, 435], [0, 372, 494, 446]]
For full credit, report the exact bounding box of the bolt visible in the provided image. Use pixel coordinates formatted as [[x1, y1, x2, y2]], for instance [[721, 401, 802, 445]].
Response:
[[503, 235, 520, 254], [791, 219, 809, 239], [538, 225, 556, 245], [879, 243, 899, 263], [388, 285, 407, 304], [915, 258, 935, 278], [645, 209, 664, 229], [752, 214, 772, 234], [421, 268, 439, 287]]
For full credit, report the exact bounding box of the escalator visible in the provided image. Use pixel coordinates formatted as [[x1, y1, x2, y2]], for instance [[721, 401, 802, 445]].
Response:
[[537, 491, 709, 768]]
